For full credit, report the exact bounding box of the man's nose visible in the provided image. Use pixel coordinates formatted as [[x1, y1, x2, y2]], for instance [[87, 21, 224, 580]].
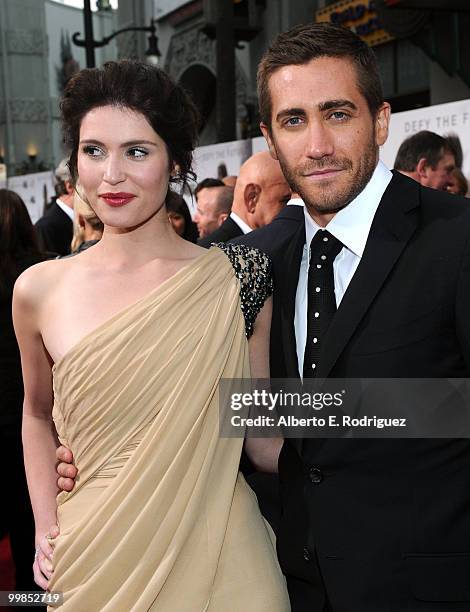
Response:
[[305, 121, 334, 159]]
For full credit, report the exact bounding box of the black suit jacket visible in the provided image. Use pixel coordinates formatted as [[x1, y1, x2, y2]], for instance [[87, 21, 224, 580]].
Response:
[[234, 172, 470, 611], [198, 216, 244, 248], [35, 202, 73, 256]]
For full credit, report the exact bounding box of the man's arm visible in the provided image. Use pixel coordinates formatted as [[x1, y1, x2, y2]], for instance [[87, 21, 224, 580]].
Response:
[[56, 446, 78, 491], [245, 296, 284, 472]]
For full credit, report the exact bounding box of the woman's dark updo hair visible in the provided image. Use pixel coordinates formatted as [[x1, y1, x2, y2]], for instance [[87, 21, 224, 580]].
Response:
[[61, 60, 200, 188]]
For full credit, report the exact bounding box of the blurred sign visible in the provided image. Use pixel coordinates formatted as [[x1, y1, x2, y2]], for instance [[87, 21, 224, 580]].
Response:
[[316, 0, 394, 47], [380, 97, 470, 180], [7, 171, 55, 223]]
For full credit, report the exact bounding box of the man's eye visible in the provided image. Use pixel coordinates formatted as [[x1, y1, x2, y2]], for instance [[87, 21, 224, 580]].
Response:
[[285, 117, 303, 127], [330, 111, 349, 121], [127, 147, 148, 159], [83, 145, 103, 157]]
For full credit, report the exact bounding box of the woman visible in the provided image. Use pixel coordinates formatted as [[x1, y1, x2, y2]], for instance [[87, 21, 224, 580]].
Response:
[[0, 189, 45, 591], [447, 167, 468, 197], [13, 61, 289, 610], [69, 190, 104, 254], [166, 189, 198, 243]]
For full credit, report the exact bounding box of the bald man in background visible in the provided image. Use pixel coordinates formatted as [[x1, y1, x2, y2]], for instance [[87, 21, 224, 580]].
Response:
[[198, 151, 291, 247]]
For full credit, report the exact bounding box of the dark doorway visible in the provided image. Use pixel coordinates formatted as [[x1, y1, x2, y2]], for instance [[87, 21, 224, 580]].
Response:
[[179, 65, 216, 134]]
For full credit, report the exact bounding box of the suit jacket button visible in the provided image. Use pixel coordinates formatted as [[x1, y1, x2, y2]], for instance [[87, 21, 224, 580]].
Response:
[[303, 546, 311, 562], [309, 467, 323, 484]]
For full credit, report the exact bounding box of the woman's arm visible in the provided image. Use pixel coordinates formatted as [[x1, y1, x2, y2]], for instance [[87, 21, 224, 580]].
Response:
[[245, 296, 284, 472], [13, 268, 59, 589]]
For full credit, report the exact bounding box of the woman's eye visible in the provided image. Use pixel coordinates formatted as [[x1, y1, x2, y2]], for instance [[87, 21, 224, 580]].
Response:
[[127, 147, 148, 159], [83, 145, 103, 157]]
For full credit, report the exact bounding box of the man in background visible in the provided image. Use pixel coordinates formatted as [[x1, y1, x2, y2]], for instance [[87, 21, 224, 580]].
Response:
[[394, 130, 455, 191], [198, 151, 291, 247], [35, 158, 74, 256], [222, 175, 238, 187], [194, 182, 234, 240]]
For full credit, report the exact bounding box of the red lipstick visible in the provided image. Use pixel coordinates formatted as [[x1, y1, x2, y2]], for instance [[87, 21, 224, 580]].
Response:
[[100, 192, 136, 207]]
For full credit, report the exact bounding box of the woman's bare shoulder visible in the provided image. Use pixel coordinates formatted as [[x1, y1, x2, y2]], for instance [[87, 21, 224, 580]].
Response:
[[14, 257, 74, 309]]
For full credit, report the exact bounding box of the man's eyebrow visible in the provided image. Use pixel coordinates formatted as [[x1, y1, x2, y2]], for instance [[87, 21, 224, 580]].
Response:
[[275, 100, 358, 122], [318, 99, 357, 112], [275, 108, 306, 122]]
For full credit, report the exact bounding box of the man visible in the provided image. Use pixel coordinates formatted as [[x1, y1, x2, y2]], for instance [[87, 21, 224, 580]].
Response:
[[198, 151, 291, 247], [193, 183, 234, 240], [35, 158, 74, 255], [394, 130, 455, 191], [229, 23, 470, 611], [55, 23, 470, 611], [222, 175, 238, 187]]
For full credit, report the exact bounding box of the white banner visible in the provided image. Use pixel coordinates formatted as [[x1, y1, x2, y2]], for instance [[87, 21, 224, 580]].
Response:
[[252, 135, 268, 154], [380, 99, 470, 177], [6, 171, 55, 224], [193, 138, 253, 183]]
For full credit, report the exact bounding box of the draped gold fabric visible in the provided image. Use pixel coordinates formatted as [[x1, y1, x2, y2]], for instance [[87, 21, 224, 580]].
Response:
[[48, 247, 290, 611]]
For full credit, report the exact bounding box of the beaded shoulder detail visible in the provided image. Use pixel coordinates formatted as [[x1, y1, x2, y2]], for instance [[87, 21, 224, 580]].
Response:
[[213, 243, 273, 338]]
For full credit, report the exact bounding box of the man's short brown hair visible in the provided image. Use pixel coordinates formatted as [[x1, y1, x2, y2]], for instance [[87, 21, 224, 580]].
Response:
[[257, 23, 384, 129]]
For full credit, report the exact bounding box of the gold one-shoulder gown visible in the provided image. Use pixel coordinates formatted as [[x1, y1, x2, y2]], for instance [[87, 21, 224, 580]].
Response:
[[48, 247, 290, 611]]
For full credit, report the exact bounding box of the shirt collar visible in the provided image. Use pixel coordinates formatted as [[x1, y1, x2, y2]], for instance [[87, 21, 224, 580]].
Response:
[[287, 197, 304, 207], [56, 197, 75, 221], [303, 160, 392, 257], [230, 211, 252, 235]]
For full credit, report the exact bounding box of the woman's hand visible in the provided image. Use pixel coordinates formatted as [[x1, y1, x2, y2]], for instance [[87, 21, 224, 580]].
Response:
[[33, 525, 59, 589]]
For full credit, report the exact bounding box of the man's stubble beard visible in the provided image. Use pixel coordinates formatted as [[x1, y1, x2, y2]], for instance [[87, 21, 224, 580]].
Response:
[[274, 134, 378, 216]]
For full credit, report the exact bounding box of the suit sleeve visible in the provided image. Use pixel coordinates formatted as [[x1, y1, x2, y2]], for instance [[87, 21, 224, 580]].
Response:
[[455, 232, 470, 371]]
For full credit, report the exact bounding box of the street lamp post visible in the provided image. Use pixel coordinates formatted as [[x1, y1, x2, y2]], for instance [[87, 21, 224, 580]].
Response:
[[82, 0, 95, 68], [73, 0, 161, 69]]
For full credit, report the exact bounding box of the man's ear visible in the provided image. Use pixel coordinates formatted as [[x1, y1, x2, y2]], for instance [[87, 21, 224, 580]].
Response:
[[375, 102, 391, 147], [244, 183, 261, 214], [218, 212, 229, 227], [260, 123, 278, 160], [416, 157, 429, 179]]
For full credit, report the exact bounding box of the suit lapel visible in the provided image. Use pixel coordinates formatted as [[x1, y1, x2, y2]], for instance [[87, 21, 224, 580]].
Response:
[[222, 217, 243, 241], [316, 172, 421, 378], [278, 219, 305, 379]]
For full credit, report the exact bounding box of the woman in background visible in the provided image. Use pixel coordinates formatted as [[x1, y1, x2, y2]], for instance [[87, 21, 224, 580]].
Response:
[[69, 191, 104, 254], [447, 167, 468, 197], [166, 189, 198, 243], [0, 189, 45, 591]]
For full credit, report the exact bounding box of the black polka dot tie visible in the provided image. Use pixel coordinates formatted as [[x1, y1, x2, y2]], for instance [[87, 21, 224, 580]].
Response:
[[303, 230, 343, 379]]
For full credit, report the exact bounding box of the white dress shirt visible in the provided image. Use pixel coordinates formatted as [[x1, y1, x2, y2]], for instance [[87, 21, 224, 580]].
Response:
[[56, 197, 75, 221], [230, 211, 252, 235], [292, 161, 393, 375]]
